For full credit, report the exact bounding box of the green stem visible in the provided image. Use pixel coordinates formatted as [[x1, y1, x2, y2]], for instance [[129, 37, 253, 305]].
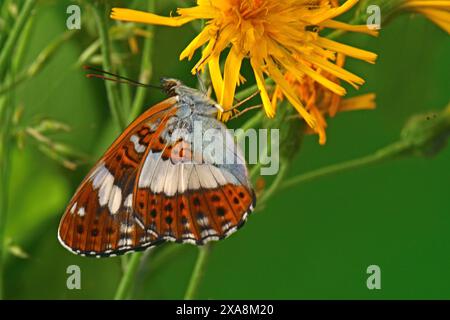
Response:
[[12, 15, 35, 71], [0, 31, 75, 96], [252, 106, 305, 209], [0, 0, 37, 301], [184, 244, 212, 300], [257, 163, 289, 208], [111, 0, 157, 300], [282, 141, 410, 190], [238, 111, 263, 136], [129, 1, 155, 122], [0, 0, 12, 47], [114, 253, 143, 300], [92, 4, 126, 130], [129, 244, 186, 297], [148, 245, 185, 276], [0, 0, 36, 77], [75, 39, 101, 67], [257, 104, 450, 211], [118, 66, 133, 115], [0, 94, 11, 300]]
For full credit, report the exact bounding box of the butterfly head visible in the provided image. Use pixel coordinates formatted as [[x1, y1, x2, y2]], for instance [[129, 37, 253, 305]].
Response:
[[160, 78, 183, 97], [160, 78, 224, 114]]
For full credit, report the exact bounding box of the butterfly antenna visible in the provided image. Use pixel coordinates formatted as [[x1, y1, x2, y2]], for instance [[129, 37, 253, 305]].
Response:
[[83, 65, 162, 89]]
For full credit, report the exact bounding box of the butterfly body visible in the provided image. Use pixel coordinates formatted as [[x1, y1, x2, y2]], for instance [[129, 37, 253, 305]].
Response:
[[58, 79, 256, 257]]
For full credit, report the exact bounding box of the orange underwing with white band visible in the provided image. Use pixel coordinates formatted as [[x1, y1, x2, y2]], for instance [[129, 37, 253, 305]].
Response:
[[58, 78, 256, 257]]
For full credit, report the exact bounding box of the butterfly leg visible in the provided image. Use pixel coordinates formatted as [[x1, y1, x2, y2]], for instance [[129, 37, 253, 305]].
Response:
[[228, 104, 263, 121], [226, 90, 261, 113]]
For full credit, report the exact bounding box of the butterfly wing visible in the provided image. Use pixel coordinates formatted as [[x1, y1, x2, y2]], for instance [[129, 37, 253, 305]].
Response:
[[133, 113, 256, 245], [59, 92, 256, 257], [58, 97, 178, 257]]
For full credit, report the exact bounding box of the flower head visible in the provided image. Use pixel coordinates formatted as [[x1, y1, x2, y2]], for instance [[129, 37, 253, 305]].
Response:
[[111, 0, 377, 131]]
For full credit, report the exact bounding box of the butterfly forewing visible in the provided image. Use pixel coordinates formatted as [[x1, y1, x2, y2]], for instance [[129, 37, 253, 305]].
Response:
[[58, 97, 178, 257]]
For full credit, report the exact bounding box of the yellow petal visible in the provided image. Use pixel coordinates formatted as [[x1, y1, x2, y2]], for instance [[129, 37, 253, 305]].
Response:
[[208, 54, 224, 104], [221, 47, 245, 110], [401, 1, 450, 10], [305, 50, 365, 89], [192, 36, 217, 73], [266, 39, 347, 96], [316, 37, 378, 64], [321, 20, 379, 37], [282, 54, 347, 96], [400, 1, 450, 34], [266, 58, 316, 128], [212, 23, 238, 56], [177, 6, 219, 19], [308, 0, 359, 24], [250, 59, 275, 118], [339, 93, 376, 112], [271, 85, 282, 112], [110, 8, 196, 27], [180, 26, 213, 61], [309, 106, 327, 145], [414, 8, 450, 34], [191, 24, 236, 73]]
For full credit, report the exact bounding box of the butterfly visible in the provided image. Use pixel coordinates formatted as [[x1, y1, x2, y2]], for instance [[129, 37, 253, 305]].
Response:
[[58, 77, 256, 257]]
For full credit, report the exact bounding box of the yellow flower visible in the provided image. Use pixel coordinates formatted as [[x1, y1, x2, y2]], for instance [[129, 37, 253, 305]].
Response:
[[399, 0, 450, 34], [111, 0, 377, 130], [272, 53, 376, 144]]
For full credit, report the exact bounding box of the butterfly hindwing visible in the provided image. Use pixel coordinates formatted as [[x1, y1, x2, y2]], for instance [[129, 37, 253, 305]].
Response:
[[133, 113, 256, 245]]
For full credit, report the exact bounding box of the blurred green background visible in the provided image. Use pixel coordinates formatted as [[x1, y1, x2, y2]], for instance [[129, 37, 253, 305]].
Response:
[[2, 0, 450, 299]]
